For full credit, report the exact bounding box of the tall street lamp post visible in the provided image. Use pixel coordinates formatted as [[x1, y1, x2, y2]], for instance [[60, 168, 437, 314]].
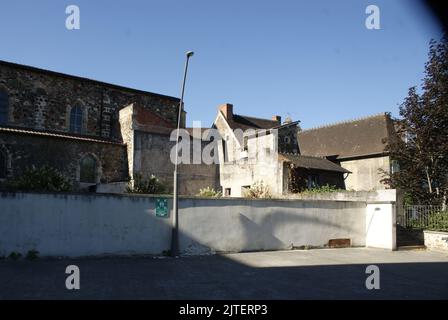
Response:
[[171, 50, 194, 257]]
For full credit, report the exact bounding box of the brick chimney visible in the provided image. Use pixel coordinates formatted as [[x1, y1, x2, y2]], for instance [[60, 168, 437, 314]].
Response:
[[219, 103, 233, 119], [272, 115, 281, 124]]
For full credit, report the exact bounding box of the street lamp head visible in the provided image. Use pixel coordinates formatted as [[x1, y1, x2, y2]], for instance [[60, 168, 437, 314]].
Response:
[[186, 51, 194, 58]]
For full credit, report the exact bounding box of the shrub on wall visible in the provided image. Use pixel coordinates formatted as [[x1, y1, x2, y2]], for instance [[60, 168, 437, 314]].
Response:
[[243, 181, 272, 199], [127, 173, 166, 194], [300, 184, 342, 194], [197, 187, 222, 198], [409, 211, 448, 232], [6, 165, 72, 192]]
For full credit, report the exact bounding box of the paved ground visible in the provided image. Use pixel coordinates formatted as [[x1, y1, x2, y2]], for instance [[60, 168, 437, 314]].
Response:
[[0, 248, 447, 299]]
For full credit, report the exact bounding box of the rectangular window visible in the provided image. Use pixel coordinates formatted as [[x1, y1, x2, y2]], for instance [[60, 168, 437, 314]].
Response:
[[225, 188, 231, 197], [243, 136, 248, 151], [390, 160, 400, 174], [265, 147, 271, 157], [0, 91, 9, 125], [222, 138, 228, 163]]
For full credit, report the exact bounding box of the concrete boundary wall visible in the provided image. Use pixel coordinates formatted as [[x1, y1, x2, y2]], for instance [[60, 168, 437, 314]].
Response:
[[0, 191, 396, 257], [365, 202, 396, 250]]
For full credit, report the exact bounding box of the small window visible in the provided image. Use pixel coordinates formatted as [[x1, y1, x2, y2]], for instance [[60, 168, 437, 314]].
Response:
[[265, 147, 271, 156], [0, 150, 6, 179], [225, 188, 231, 197], [80, 155, 97, 183], [0, 90, 9, 125], [243, 136, 248, 151], [222, 137, 228, 163], [284, 136, 291, 144], [70, 105, 83, 134], [390, 160, 400, 174]]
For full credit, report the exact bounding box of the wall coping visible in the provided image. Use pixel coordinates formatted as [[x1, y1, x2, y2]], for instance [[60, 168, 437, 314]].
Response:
[[366, 201, 396, 204], [423, 230, 448, 235], [0, 191, 386, 204]]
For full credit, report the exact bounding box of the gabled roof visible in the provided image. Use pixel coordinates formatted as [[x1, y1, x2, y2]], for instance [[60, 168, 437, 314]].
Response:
[[298, 113, 394, 160], [226, 114, 280, 131], [279, 153, 350, 173]]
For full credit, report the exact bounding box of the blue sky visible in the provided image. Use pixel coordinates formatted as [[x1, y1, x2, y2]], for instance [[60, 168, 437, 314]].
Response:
[[0, 0, 443, 129]]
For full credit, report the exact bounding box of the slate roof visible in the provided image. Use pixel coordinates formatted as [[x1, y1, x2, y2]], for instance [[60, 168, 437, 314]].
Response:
[[0, 125, 125, 145], [279, 153, 350, 173], [298, 113, 394, 160], [226, 114, 281, 131], [0, 60, 179, 102]]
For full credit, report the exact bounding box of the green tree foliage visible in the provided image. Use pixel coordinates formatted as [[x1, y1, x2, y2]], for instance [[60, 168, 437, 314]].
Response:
[[127, 173, 166, 194], [243, 181, 272, 199], [197, 187, 222, 197], [382, 36, 448, 206], [300, 184, 342, 195], [6, 165, 72, 192]]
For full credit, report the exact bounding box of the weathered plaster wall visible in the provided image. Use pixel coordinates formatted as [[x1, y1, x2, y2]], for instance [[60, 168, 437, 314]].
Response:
[[178, 197, 367, 254], [220, 160, 283, 197], [215, 116, 285, 197], [133, 131, 219, 195], [340, 156, 390, 191], [365, 202, 396, 250], [0, 192, 398, 257], [118, 105, 135, 179]]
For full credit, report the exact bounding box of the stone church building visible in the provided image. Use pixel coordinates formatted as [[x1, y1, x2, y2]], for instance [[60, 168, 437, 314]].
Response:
[[0, 60, 218, 194]]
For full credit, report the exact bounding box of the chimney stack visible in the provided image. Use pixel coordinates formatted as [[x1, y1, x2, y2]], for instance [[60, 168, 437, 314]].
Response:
[[219, 103, 233, 119], [272, 115, 281, 124]]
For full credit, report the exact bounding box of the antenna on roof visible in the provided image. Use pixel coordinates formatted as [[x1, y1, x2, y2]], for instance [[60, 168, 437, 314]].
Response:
[[284, 113, 292, 124]]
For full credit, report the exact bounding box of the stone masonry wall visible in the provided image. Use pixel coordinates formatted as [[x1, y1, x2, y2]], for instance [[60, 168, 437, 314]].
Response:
[[0, 131, 128, 189], [424, 231, 448, 252], [0, 61, 180, 140]]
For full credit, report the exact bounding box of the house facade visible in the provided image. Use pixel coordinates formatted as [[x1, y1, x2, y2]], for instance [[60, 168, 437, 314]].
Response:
[[213, 104, 349, 197]]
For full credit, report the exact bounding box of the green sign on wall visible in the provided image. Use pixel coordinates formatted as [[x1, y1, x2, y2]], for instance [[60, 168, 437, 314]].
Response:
[[155, 198, 169, 218]]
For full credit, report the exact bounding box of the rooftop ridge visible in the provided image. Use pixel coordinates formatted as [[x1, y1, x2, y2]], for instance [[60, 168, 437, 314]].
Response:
[[0, 125, 125, 145], [233, 113, 279, 123], [0, 59, 180, 102], [300, 112, 389, 133], [279, 152, 326, 159]]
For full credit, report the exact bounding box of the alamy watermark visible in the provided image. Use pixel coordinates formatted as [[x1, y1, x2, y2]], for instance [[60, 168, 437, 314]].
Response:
[[168, 122, 279, 166], [65, 265, 80, 290], [66, 5, 80, 30], [365, 5, 380, 30], [365, 265, 380, 290]]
